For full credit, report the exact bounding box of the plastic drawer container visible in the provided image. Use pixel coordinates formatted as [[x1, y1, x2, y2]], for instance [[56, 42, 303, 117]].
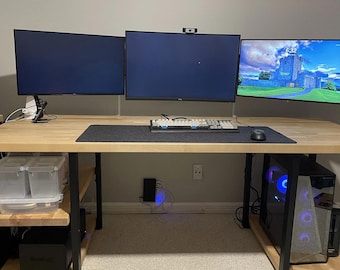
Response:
[[0, 156, 32, 199], [0, 194, 63, 214], [28, 156, 67, 198]]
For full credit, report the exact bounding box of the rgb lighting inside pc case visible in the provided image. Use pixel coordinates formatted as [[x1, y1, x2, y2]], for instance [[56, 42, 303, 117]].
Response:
[[260, 154, 335, 264]]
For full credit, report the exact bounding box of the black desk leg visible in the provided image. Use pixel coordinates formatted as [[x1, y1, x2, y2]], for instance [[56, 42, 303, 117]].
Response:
[[242, 153, 253, 228], [95, 153, 103, 230], [69, 153, 82, 270], [279, 156, 299, 270]]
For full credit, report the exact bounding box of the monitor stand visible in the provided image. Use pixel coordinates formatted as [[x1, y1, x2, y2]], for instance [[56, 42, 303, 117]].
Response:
[[23, 96, 38, 120], [24, 95, 48, 123], [231, 103, 236, 118]]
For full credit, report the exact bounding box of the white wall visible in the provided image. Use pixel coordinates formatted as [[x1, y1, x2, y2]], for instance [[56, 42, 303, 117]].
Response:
[[1, 0, 340, 207]]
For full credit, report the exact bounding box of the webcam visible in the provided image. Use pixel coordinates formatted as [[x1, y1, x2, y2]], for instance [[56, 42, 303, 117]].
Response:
[[183, 28, 198, 34]]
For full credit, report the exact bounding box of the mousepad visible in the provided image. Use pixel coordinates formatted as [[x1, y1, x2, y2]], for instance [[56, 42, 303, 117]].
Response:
[[76, 125, 296, 144]]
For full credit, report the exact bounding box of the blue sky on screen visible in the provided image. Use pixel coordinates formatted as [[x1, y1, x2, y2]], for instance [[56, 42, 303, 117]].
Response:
[[239, 40, 340, 80]]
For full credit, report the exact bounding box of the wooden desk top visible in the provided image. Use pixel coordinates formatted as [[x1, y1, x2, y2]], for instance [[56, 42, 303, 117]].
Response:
[[0, 115, 339, 154]]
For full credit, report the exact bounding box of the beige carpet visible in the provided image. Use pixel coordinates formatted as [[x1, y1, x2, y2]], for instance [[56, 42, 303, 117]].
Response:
[[82, 213, 274, 270]]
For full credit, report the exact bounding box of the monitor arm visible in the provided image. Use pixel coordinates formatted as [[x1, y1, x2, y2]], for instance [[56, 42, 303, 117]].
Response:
[[32, 96, 48, 123]]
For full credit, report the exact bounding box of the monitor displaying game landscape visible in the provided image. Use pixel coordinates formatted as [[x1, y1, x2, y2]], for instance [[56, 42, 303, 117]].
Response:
[[237, 39, 340, 104]]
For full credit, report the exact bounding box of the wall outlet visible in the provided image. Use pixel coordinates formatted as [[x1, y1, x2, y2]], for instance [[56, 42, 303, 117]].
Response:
[[193, 164, 203, 180]]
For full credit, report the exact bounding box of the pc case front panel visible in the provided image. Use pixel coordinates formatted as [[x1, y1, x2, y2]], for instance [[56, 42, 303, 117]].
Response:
[[260, 154, 335, 264]]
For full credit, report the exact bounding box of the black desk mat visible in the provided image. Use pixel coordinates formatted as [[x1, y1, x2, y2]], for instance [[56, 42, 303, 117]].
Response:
[[76, 125, 296, 144]]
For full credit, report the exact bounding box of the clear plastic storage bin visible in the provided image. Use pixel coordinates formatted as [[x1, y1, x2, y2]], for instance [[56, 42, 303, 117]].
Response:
[[28, 156, 67, 198], [0, 194, 63, 214], [0, 156, 32, 199]]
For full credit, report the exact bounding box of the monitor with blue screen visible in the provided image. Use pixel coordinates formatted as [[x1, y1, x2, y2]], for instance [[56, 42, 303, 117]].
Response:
[[125, 31, 241, 102], [14, 29, 125, 121], [14, 29, 125, 96]]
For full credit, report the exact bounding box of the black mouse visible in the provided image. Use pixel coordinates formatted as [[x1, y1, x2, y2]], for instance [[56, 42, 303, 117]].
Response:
[[250, 129, 266, 141]]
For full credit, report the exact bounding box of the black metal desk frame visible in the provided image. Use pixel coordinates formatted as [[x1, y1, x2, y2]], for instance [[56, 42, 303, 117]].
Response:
[[69, 151, 296, 270], [69, 153, 103, 270]]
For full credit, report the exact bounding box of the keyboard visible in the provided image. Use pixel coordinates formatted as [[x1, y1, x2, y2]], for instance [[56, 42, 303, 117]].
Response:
[[150, 118, 238, 132]]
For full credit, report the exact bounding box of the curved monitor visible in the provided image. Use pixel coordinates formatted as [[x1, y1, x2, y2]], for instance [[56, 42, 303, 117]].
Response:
[[237, 39, 340, 104], [125, 31, 241, 102], [14, 29, 125, 95]]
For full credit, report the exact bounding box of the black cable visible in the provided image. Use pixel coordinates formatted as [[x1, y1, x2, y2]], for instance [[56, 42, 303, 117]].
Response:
[[233, 185, 261, 228], [172, 116, 188, 120], [250, 185, 261, 215]]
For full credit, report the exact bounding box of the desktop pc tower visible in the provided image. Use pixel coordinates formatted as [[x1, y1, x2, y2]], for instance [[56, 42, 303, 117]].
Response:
[[260, 154, 336, 264]]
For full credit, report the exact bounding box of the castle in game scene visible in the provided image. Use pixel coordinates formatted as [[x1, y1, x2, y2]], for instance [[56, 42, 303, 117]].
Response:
[[241, 47, 331, 91], [272, 48, 329, 89]]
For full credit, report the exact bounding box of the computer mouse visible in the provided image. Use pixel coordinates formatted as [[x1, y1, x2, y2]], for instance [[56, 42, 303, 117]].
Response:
[[250, 129, 266, 141]]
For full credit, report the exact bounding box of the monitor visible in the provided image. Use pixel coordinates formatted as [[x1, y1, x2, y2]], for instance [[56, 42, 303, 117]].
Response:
[[125, 31, 241, 102], [14, 29, 125, 96], [237, 39, 340, 104]]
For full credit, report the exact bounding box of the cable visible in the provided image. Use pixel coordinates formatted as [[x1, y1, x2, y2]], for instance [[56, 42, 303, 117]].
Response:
[[160, 114, 189, 121], [160, 113, 169, 119], [234, 206, 243, 228], [233, 185, 261, 229], [21, 227, 32, 240], [250, 185, 261, 215], [233, 153, 262, 228], [4, 108, 25, 123]]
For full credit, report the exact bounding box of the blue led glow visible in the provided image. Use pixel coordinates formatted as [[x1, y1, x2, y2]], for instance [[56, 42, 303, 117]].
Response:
[[155, 189, 166, 206], [298, 189, 310, 202], [266, 166, 281, 183], [300, 211, 313, 224], [299, 233, 311, 243], [276, 175, 288, 194]]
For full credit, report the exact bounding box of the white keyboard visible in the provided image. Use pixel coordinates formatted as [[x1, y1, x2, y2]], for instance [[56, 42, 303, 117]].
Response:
[[150, 118, 238, 132]]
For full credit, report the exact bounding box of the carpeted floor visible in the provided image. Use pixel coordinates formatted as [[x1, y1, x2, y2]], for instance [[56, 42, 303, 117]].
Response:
[[82, 213, 274, 270]]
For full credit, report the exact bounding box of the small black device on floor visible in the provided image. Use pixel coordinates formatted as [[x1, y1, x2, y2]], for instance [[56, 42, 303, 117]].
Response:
[[143, 178, 156, 202]]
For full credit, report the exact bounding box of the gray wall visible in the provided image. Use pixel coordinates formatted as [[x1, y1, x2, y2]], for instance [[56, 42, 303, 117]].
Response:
[[1, 0, 340, 205]]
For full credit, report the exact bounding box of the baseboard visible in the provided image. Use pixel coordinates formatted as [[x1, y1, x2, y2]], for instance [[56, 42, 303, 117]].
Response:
[[81, 202, 242, 215]]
